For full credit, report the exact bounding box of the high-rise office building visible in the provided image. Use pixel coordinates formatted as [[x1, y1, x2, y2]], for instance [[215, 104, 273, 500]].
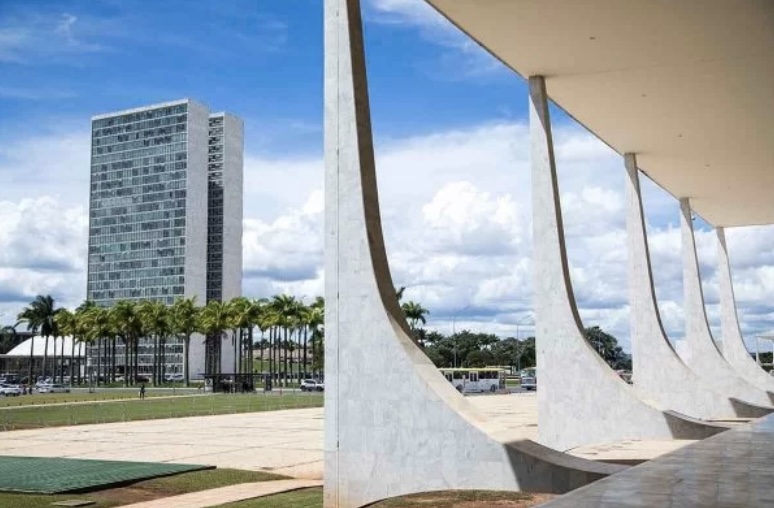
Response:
[[204, 113, 244, 374], [86, 99, 243, 380]]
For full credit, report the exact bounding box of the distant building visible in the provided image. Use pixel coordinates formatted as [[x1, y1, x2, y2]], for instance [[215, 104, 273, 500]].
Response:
[[86, 99, 243, 380]]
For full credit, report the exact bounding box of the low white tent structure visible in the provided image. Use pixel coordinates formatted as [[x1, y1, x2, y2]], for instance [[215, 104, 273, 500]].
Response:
[[4, 336, 85, 358]]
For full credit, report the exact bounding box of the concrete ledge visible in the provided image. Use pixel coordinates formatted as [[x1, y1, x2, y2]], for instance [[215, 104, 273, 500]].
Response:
[[728, 398, 774, 419]]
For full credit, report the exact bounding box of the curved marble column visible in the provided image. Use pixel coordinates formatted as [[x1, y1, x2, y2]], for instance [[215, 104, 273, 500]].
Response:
[[531, 76, 726, 452], [323, 3, 623, 507], [625, 155, 765, 419], [717, 228, 774, 397], [679, 199, 774, 407]]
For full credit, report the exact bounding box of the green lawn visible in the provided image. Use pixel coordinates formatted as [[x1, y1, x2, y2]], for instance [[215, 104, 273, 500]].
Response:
[[215, 488, 322, 508], [0, 390, 191, 408], [0, 393, 323, 431], [0, 469, 286, 508]]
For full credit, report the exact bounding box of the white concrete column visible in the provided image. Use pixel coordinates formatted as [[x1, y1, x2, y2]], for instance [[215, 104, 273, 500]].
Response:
[[323, 4, 620, 507], [679, 199, 774, 407], [530, 76, 724, 452], [717, 227, 774, 395], [625, 154, 752, 419]]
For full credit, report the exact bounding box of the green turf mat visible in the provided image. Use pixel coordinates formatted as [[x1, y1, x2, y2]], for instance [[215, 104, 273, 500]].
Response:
[[0, 456, 212, 493]]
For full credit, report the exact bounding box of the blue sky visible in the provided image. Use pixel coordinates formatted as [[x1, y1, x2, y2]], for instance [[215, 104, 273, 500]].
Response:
[[1, 0, 774, 351], [0, 0, 528, 154]]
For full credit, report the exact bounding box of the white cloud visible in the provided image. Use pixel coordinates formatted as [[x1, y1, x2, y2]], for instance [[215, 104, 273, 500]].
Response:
[[3, 120, 774, 356], [0, 197, 87, 324], [0, 129, 91, 207], [365, 0, 504, 79], [0, 11, 105, 64]]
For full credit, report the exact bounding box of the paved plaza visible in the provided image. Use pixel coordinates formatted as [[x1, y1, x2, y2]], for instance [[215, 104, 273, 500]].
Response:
[[0, 406, 325, 479], [0, 393, 694, 482]]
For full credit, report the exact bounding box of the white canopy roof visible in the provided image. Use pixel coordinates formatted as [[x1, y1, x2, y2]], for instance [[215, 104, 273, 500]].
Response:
[[4, 336, 85, 358], [427, 0, 774, 226]]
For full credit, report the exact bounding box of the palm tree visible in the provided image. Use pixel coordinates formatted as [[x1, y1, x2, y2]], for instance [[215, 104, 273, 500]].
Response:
[[110, 300, 142, 385], [401, 300, 429, 346], [81, 306, 113, 386], [139, 301, 171, 386], [72, 302, 95, 385], [263, 309, 280, 384], [308, 297, 325, 376], [227, 298, 246, 376], [228, 297, 263, 378], [255, 302, 273, 377], [171, 297, 200, 387], [269, 294, 299, 387], [17, 295, 62, 383], [198, 300, 232, 377], [54, 310, 76, 384], [0, 324, 18, 355], [297, 302, 311, 379]]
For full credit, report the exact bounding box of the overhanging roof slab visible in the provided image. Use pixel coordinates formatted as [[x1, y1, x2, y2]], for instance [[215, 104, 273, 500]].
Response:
[[427, 0, 774, 226]]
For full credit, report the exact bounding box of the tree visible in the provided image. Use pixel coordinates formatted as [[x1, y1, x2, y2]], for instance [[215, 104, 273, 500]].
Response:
[[81, 306, 114, 386], [110, 300, 142, 385], [308, 297, 324, 376], [139, 301, 171, 385], [0, 324, 18, 355], [255, 301, 274, 374], [171, 297, 200, 387], [490, 337, 534, 371], [269, 294, 299, 386], [228, 297, 262, 377], [401, 301, 429, 345], [54, 310, 76, 384], [198, 300, 232, 376], [584, 326, 631, 370], [17, 295, 63, 382]]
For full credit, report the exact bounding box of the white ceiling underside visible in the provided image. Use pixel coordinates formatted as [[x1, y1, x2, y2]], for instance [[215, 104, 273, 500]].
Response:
[[427, 0, 774, 227]]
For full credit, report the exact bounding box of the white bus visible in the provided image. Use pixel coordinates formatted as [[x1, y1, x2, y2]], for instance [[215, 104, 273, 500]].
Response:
[[440, 368, 505, 394]]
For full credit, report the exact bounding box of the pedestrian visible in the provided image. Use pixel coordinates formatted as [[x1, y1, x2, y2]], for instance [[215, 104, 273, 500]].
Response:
[[139, 382, 146, 400]]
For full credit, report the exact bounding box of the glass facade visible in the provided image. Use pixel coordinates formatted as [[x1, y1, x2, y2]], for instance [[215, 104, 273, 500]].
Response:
[[88, 103, 190, 306], [207, 115, 225, 303], [86, 100, 242, 380]]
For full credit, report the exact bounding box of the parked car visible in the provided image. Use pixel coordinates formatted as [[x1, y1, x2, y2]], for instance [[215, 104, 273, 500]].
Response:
[[36, 383, 70, 394], [0, 384, 22, 397], [300, 379, 324, 392], [0, 374, 20, 385]]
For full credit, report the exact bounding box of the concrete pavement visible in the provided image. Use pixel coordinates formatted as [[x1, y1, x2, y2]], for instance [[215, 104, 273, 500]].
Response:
[[0, 393, 695, 480], [120, 479, 322, 508], [0, 407, 325, 479]]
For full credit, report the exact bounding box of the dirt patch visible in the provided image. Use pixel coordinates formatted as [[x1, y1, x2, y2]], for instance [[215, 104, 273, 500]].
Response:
[[454, 494, 556, 507], [86, 485, 167, 505], [371, 490, 557, 508]]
